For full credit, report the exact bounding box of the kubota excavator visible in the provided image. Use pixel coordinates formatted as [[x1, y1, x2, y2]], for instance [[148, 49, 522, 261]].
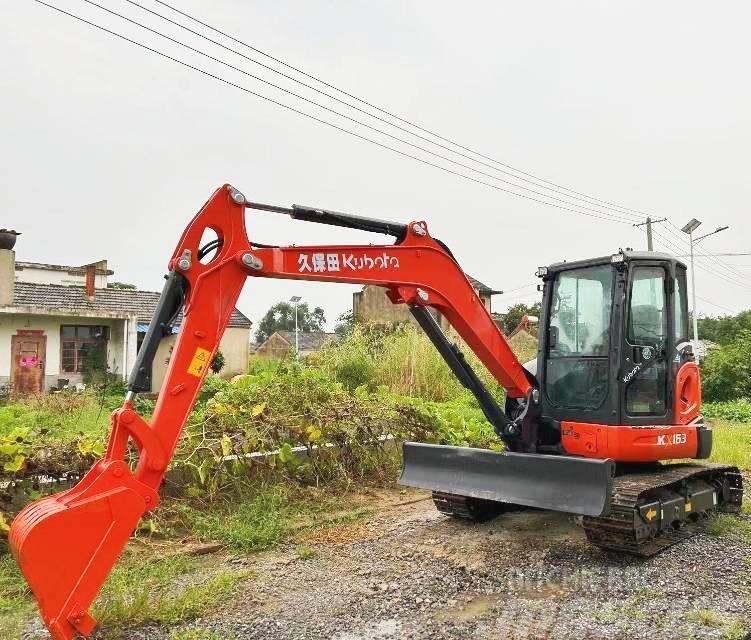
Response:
[[9, 185, 743, 640]]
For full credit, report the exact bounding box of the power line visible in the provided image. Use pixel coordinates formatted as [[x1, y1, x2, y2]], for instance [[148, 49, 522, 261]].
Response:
[[117, 0, 644, 222], [695, 295, 737, 315], [34, 0, 639, 225], [79, 0, 639, 226], [652, 229, 748, 289], [152, 0, 654, 220]]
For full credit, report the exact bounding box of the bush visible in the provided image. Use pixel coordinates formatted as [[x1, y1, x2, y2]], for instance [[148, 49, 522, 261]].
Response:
[[703, 400, 751, 423], [318, 323, 505, 404], [701, 331, 751, 402]]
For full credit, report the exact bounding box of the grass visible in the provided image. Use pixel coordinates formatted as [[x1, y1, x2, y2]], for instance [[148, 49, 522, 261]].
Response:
[[182, 485, 371, 555], [688, 608, 724, 627], [0, 547, 249, 639], [295, 545, 320, 561], [705, 513, 751, 544], [708, 420, 751, 470], [93, 552, 249, 631], [0, 556, 35, 640], [168, 630, 238, 640]]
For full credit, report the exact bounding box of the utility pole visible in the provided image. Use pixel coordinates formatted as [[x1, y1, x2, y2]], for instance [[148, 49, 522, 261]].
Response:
[[289, 295, 302, 358], [633, 217, 667, 251], [680, 219, 729, 345]]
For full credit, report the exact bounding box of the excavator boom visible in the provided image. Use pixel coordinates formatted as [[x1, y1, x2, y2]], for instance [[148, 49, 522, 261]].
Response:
[[9, 184, 544, 639]]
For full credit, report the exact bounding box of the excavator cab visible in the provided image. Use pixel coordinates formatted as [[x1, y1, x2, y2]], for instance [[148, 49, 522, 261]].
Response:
[[533, 251, 699, 447]]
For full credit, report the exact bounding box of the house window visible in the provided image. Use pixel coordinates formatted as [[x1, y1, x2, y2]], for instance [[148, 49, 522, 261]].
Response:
[[60, 325, 109, 374]]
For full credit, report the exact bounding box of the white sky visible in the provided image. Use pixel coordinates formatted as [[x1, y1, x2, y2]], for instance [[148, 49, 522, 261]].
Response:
[[2, 1, 749, 333]]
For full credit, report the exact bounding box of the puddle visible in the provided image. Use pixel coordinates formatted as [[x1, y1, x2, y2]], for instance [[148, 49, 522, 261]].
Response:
[[334, 618, 401, 640], [434, 593, 504, 622]]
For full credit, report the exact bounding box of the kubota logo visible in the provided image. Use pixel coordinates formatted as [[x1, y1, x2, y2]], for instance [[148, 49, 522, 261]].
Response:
[[623, 363, 641, 383]]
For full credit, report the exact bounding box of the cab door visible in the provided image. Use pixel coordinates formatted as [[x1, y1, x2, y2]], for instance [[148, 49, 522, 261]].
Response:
[[620, 263, 670, 424]]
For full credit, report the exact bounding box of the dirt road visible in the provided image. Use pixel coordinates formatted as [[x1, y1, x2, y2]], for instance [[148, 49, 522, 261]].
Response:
[[135, 487, 750, 640]]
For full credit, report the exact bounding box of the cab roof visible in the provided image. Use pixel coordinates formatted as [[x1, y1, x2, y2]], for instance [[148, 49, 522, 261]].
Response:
[[546, 251, 687, 274]]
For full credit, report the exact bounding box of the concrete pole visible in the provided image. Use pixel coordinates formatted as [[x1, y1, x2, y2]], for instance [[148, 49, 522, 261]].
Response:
[[689, 231, 699, 344], [646, 217, 653, 252], [294, 302, 299, 358]]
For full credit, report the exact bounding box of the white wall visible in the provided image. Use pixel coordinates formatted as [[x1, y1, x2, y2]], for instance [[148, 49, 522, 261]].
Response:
[[15, 266, 108, 288], [0, 313, 130, 387]]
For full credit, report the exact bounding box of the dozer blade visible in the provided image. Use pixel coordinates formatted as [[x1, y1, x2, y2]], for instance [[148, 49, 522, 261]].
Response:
[[9, 460, 158, 640], [400, 442, 615, 517]]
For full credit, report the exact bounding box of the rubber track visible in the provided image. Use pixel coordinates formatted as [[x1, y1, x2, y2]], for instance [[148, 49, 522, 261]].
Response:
[[582, 464, 743, 557]]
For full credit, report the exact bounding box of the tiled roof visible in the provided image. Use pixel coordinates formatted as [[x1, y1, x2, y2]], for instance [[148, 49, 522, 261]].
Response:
[[274, 330, 337, 351], [11, 282, 252, 328], [465, 274, 501, 295]]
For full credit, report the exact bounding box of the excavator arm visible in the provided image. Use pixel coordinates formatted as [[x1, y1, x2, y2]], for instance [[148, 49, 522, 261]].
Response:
[[9, 185, 610, 639]]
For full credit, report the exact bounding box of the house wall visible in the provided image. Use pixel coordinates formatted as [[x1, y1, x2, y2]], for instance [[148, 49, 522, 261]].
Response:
[[353, 285, 495, 331], [15, 266, 108, 288], [255, 333, 293, 359], [0, 313, 131, 390], [150, 327, 251, 391]]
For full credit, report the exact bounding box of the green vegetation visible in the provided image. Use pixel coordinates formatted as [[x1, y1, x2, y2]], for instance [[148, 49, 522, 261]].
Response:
[[702, 331, 751, 402], [704, 399, 751, 423], [93, 552, 248, 632], [168, 630, 238, 640], [317, 323, 504, 403], [255, 300, 326, 343], [707, 420, 751, 469], [698, 311, 751, 346], [704, 513, 751, 543], [688, 608, 723, 627], [179, 485, 370, 554], [295, 545, 320, 561], [0, 556, 34, 639]]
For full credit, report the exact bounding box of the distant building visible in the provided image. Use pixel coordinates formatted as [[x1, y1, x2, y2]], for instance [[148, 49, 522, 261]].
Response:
[[0, 239, 251, 394], [255, 330, 336, 359], [352, 275, 501, 329]]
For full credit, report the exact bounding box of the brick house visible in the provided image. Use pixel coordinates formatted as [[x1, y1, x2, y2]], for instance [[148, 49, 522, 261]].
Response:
[[255, 330, 336, 359], [352, 275, 501, 329], [0, 241, 251, 394]]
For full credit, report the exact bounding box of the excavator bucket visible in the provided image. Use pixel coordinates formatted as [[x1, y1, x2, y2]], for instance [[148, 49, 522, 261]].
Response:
[[400, 442, 616, 517], [9, 460, 159, 640]]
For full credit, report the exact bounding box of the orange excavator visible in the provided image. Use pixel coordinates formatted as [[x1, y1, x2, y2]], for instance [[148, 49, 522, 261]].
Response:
[[10, 185, 743, 639]]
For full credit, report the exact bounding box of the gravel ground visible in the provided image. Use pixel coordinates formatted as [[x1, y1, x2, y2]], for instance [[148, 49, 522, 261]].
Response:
[[124, 488, 751, 640]]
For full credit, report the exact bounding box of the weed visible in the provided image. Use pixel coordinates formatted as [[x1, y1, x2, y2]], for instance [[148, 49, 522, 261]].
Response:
[[168, 628, 238, 640], [93, 552, 248, 632], [0, 556, 35, 640], [724, 618, 749, 640], [705, 514, 751, 543], [295, 545, 319, 561], [688, 608, 723, 627]]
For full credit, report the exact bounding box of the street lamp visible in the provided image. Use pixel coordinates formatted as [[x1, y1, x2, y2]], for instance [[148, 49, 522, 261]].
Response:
[[680, 219, 729, 346], [289, 296, 301, 357]]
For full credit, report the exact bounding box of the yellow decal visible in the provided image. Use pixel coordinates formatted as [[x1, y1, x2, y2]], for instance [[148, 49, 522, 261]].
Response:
[[685, 502, 692, 512], [187, 347, 212, 377], [645, 508, 657, 521]]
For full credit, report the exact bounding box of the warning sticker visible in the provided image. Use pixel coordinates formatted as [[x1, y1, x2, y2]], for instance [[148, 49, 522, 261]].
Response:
[[187, 347, 211, 377]]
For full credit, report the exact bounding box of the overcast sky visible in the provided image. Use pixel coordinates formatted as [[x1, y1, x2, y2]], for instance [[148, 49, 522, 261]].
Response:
[[2, 1, 749, 334]]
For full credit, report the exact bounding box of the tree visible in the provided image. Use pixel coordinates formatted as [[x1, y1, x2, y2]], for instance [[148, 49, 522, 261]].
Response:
[[698, 310, 751, 346], [500, 302, 542, 335], [255, 301, 326, 343], [334, 310, 355, 336]]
